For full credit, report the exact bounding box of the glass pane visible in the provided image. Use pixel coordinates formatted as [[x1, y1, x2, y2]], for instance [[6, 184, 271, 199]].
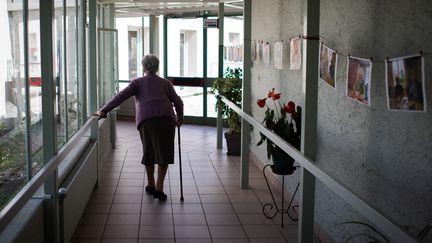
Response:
[[0, 1, 27, 210], [66, 2, 78, 137], [28, 0, 43, 175], [167, 18, 203, 77], [207, 18, 219, 78], [224, 16, 243, 71], [99, 30, 117, 105], [54, 1, 66, 147], [116, 17, 148, 82], [174, 86, 203, 117], [207, 87, 217, 118]]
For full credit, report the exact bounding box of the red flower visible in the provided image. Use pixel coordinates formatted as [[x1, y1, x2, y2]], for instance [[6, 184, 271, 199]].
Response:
[[271, 93, 281, 101], [257, 98, 267, 108], [267, 88, 275, 98], [283, 101, 296, 113]]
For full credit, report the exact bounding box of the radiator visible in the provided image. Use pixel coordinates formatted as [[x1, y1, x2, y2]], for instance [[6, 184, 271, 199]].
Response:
[[59, 141, 98, 243]]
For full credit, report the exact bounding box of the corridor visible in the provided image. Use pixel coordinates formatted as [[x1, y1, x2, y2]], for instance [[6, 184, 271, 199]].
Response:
[[71, 120, 308, 243]]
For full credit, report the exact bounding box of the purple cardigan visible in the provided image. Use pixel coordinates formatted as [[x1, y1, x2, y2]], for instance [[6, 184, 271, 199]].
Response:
[[101, 74, 184, 129]]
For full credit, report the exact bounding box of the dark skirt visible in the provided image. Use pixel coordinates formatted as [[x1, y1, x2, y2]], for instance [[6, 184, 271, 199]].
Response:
[[138, 116, 175, 166]]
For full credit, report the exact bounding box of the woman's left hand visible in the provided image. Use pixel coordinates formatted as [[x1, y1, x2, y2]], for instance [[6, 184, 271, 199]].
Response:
[[176, 119, 183, 127]]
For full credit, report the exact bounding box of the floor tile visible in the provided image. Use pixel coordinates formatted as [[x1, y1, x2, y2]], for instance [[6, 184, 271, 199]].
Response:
[[110, 203, 141, 214], [202, 203, 235, 214], [237, 213, 274, 225], [205, 213, 240, 225], [79, 213, 108, 225], [116, 186, 144, 195], [232, 203, 263, 213], [213, 239, 250, 243], [84, 203, 111, 214], [243, 225, 284, 238], [175, 239, 212, 243], [174, 226, 210, 238], [103, 225, 139, 238], [101, 239, 137, 243], [138, 240, 175, 243], [113, 194, 142, 204], [209, 225, 247, 238], [139, 225, 174, 238], [141, 203, 172, 214], [172, 203, 204, 214], [172, 213, 206, 226], [73, 224, 105, 238], [200, 194, 230, 204], [140, 213, 173, 225], [107, 213, 140, 225]]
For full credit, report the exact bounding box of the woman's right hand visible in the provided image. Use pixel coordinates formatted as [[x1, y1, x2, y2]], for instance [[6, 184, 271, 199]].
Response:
[[176, 119, 183, 127]]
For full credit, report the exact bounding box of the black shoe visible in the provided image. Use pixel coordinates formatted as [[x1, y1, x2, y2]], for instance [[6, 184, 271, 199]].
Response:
[[145, 186, 156, 195], [153, 190, 167, 201]]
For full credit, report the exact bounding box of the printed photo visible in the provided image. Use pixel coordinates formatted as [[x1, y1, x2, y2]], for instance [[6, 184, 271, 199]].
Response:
[[319, 44, 338, 88], [274, 41, 284, 70], [290, 38, 301, 70], [385, 55, 425, 112], [346, 56, 372, 106], [262, 41, 270, 66]]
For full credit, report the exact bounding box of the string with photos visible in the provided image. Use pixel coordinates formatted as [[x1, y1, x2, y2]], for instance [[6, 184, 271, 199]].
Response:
[[254, 34, 432, 63]]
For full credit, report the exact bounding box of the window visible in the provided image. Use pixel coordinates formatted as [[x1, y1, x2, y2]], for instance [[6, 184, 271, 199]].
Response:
[[116, 17, 149, 90]]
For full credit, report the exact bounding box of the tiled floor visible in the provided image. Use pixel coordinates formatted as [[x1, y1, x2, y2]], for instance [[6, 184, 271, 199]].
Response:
[[71, 120, 314, 243]]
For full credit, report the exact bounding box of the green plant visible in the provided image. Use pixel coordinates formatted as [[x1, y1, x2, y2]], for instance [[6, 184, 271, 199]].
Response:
[[211, 67, 242, 134], [256, 88, 301, 159]]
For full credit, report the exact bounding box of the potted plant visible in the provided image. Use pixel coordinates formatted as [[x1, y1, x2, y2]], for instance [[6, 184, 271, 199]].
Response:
[[256, 88, 301, 174], [211, 67, 242, 156]]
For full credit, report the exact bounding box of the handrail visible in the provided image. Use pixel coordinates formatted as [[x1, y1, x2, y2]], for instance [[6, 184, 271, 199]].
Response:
[[0, 116, 98, 233], [218, 95, 418, 243]]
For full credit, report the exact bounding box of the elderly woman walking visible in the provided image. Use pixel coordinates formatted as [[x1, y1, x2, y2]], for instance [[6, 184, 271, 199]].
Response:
[[94, 54, 184, 201]]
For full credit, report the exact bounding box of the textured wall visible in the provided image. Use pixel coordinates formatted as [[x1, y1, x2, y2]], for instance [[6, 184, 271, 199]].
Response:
[[249, 0, 432, 242]]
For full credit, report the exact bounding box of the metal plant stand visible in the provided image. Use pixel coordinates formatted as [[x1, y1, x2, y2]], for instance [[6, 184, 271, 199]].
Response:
[[262, 164, 300, 228]]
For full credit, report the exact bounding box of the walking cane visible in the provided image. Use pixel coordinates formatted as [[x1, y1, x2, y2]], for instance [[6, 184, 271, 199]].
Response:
[[177, 125, 184, 202]]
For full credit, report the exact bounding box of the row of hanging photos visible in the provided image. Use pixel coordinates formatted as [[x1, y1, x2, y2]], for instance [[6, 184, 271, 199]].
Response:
[[224, 45, 244, 63], [253, 37, 427, 112]]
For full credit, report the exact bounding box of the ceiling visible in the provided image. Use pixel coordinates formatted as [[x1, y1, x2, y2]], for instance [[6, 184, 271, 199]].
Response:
[[97, 0, 244, 17]]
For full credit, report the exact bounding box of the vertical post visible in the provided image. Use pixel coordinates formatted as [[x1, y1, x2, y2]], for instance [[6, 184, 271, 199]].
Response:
[[240, 0, 252, 189], [216, 2, 224, 149], [63, 0, 69, 140], [163, 15, 168, 78], [149, 15, 155, 54], [142, 17, 145, 57], [203, 16, 208, 118], [78, 0, 87, 122], [40, 1, 59, 242], [89, 0, 98, 141], [23, 0, 32, 181], [298, 0, 319, 242], [108, 4, 116, 148]]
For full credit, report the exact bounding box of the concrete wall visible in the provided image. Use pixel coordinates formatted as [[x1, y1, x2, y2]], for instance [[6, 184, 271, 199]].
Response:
[[249, 0, 432, 242]]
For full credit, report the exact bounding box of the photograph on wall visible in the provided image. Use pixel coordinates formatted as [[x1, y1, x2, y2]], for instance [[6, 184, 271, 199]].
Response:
[[253, 40, 260, 63], [262, 41, 270, 66], [319, 44, 338, 88], [274, 41, 284, 70], [346, 56, 372, 106], [385, 54, 426, 112], [290, 37, 302, 70]]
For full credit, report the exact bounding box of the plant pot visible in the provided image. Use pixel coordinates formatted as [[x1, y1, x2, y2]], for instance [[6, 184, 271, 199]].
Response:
[[225, 132, 241, 156], [271, 147, 296, 175]]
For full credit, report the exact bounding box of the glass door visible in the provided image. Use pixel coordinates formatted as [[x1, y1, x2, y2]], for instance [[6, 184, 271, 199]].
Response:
[[165, 15, 244, 124]]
